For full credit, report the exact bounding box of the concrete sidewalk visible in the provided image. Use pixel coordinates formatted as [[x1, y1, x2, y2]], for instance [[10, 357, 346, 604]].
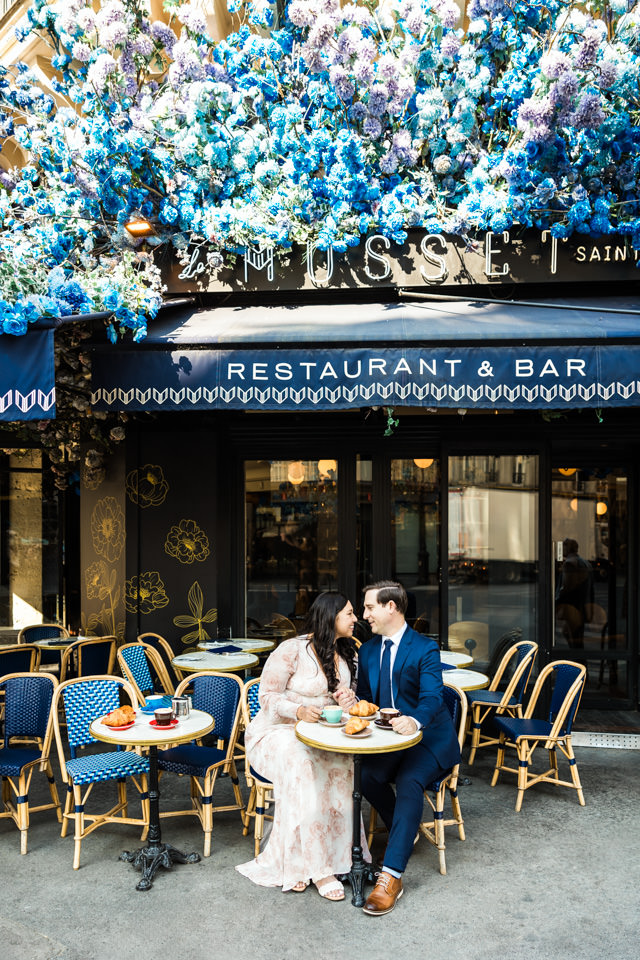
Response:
[[1, 743, 638, 960]]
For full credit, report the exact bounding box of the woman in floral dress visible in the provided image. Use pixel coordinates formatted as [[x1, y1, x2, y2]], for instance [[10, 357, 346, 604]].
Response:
[[236, 592, 369, 900]]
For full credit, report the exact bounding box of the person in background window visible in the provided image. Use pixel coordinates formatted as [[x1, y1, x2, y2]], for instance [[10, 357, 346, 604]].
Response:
[[556, 538, 594, 648]]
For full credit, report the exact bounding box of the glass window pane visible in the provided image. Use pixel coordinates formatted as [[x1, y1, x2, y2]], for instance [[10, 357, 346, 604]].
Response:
[[245, 459, 338, 634], [448, 455, 539, 667], [391, 458, 440, 635]]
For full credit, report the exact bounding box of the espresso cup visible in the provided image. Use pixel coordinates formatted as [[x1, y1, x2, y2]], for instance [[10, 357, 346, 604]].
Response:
[[154, 707, 174, 726], [378, 708, 400, 726], [322, 705, 343, 724]]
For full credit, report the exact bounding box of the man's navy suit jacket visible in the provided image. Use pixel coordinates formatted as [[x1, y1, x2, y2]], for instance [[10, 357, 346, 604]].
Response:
[[356, 626, 460, 771]]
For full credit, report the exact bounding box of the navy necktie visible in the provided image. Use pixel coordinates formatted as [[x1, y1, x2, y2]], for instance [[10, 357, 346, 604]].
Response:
[[379, 639, 394, 708]]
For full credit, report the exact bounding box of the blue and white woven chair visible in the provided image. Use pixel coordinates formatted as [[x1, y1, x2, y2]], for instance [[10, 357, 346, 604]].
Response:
[[465, 640, 538, 765], [491, 660, 587, 811], [51, 675, 150, 869], [157, 671, 245, 857], [240, 677, 274, 856], [0, 672, 61, 854], [117, 642, 174, 704]]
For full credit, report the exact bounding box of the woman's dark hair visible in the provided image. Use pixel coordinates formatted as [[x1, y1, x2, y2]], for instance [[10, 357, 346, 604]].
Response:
[[304, 591, 356, 691]]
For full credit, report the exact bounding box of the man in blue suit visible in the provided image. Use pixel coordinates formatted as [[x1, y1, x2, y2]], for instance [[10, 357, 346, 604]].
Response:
[[357, 581, 460, 915]]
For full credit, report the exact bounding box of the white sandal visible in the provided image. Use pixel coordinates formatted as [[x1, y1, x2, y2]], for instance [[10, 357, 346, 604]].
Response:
[[314, 877, 345, 901]]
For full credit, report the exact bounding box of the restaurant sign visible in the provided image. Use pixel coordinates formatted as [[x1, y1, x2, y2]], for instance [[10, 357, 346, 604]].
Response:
[[92, 343, 640, 413], [163, 230, 640, 294]]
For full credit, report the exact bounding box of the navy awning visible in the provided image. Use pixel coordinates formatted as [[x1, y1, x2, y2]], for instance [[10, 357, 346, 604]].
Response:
[[0, 329, 56, 421], [91, 297, 640, 413]]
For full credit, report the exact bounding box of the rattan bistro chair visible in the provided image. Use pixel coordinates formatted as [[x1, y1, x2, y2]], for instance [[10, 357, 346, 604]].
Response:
[[157, 671, 245, 857], [367, 680, 467, 875], [241, 678, 274, 855], [60, 636, 117, 682], [138, 632, 181, 686], [0, 672, 61, 854], [51, 676, 150, 870], [465, 640, 538, 765], [0, 644, 41, 676], [117, 642, 174, 704], [491, 660, 587, 811], [17, 624, 69, 673]]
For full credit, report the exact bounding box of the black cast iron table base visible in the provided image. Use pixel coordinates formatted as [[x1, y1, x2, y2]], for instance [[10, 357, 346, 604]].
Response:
[[120, 744, 200, 891], [337, 754, 377, 907]]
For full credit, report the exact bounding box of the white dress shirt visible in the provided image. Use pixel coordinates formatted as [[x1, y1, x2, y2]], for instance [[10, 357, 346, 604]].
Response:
[[377, 623, 421, 729]]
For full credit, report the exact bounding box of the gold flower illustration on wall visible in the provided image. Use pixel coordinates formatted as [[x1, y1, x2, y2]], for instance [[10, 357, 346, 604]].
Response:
[[126, 464, 169, 508], [124, 571, 170, 614], [173, 582, 217, 646], [91, 497, 125, 562], [164, 518, 210, 564]]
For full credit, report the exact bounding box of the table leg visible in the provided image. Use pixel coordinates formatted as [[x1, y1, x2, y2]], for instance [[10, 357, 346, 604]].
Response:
[[338, 754, 376, 907], [120, 745, 201, 891]]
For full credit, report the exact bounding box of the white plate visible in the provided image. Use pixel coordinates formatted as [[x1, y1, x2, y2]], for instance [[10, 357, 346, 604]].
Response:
[[318, 716, 348, 728], [347, 709, 379, 721], [342, 726, 372, 738]]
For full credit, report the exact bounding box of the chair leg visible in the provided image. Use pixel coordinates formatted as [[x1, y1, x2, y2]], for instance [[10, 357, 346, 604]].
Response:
[[254, 786, 269, 857], [117, 778, 128, 817], [243, 785, 256, 835], [17, 776, 29, 855], [449, 785, 465, 841], [434, 803, 447, 875], [202, 775, 213, 858], [468, 706, 482, 766], [46, 762, 62, 823], [491, 734, 506, 787], [72, 784, 84, 870], [515, 741, 529, 812], [61, 785, 73, 837], [566, 739, 586, 806]]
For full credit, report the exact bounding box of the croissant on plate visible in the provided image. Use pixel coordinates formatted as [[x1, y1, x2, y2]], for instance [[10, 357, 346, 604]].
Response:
[[349, 700, 378, 717], [103, 705, 136, 726], [344, 718, 370, 735]]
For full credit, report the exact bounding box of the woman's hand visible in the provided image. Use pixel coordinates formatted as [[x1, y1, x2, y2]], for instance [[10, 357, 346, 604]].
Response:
[[296, 703, 323, 723], [333, 685, 356, 710]]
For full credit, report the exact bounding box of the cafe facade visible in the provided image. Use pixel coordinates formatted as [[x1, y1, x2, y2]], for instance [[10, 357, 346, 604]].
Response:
[[2, 228, 639, 713]]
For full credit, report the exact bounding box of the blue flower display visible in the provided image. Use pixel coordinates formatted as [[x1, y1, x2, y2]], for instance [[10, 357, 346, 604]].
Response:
[[1, 0, 640, 339]]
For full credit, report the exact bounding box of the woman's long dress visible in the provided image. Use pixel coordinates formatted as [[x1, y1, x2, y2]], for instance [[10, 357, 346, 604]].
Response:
[[236, 636, 369, 891]]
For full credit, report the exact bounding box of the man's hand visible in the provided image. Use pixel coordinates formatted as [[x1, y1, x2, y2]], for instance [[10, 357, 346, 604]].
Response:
[[297, 703, 323, 723], [391, 715, 418, 736]]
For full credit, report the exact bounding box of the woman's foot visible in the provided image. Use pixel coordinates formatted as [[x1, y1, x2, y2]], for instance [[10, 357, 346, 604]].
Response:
[[314, 876, 345, 901], [291, 880, 309, 892]]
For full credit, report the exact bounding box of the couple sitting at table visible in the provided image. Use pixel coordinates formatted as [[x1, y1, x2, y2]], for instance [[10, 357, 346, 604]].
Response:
[[236, 581, 460, 915]]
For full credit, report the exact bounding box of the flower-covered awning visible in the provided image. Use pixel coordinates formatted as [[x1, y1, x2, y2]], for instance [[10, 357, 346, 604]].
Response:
[[91, 297, 640, 412], [0, 327, 55, 420]]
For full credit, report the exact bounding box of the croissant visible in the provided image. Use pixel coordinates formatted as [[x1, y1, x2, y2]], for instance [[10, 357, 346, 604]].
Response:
[[345, 718, 369, 735], [349, 700, 378, 717], [103, 705, 136, 726]]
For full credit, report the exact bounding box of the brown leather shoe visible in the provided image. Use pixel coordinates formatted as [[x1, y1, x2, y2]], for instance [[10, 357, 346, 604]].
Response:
[[362, 871, 403, 916]]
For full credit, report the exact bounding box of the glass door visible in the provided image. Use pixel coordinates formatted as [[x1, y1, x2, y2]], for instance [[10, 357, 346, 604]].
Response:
[[447, 455, 539, 668], [552, 463, 630, 705]]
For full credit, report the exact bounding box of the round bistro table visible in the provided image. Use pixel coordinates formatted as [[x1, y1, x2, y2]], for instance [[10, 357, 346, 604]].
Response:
[[442, 668, 489, 691], [440, 650, 474, 668], [197, 638, 275, 654], [172, 651, 259, 676], [90, 708, 214, 891], [295, 719, 422, 907]]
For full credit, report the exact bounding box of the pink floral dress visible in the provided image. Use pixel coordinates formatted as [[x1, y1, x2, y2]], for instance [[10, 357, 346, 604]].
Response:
[[235, 636, 370, 891]]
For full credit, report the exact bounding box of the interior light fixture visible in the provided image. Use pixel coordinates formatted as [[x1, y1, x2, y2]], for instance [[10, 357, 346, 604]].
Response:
[[596, 501, 608, 516], [558, 468, 577, 477], [287, 461, 305, 485], [413, 459, 434, 469], [124, 217, 155, 238], [317, 459, 337, 479], [570, 498, 578, 512]]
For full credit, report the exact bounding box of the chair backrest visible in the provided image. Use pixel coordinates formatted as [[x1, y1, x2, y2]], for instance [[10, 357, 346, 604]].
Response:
[[489, 639, 538, 700], [243, 677, 261, 725], [61, 637, 116, 681], [442, 681, 468, 753], [138, 633, 179, 682], [447, 621, 489, 657], [17, 623, 68, 644], [524, 660, 587, 737], [0, 644, 40, 675], [176, 671, 243, 747], [271, 614, 297, 640], [486, 627, 523, 679], [118, 642, 172, 700], [1, 672, 57, 748], [52, 675, 139, 761]]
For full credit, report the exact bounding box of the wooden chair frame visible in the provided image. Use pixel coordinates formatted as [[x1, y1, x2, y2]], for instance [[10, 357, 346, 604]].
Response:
[[60, 636, 117, 683], [0, 672, 62, 854], [466, 640, 538, 765], [0, 643, 41, 674], [137, 632, 181, 686], [51, 675, 149, 870], [367, 681, 467, 876], [491, 660, 587, 811], [240, 677, 274, 856], [17, 623, 69, 644], [117, 641, 174, 702], [158, 671, 245, 857]]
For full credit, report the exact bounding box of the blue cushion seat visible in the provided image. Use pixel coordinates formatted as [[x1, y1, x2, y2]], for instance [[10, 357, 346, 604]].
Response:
[[0, 747, 41, 776], [467, 689, 519, 708], [158, 744, 226, 777], [494, 716, 556, 741], [66, 750, 149, 785]]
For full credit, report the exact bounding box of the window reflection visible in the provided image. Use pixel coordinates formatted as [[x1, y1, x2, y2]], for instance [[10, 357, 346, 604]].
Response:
[[245, 459, 338, 635], [448, 455, 539, 666]]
